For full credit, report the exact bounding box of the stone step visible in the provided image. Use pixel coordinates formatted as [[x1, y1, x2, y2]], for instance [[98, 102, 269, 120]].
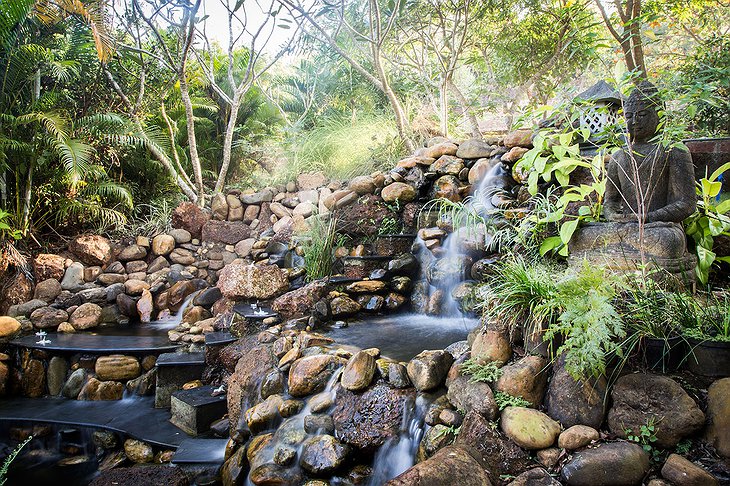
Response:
[[169, 386, 227, 436], [155, 352, 206, 408]]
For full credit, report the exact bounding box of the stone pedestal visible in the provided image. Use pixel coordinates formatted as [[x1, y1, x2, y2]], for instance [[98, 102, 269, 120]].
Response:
[[568, 222, 696, 283]]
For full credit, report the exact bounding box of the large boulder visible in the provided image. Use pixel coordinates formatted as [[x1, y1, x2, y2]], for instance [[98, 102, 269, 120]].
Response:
[[201, 220, 251, 245], [455, 411, 534, 485], [33, 278, 62, 303], [69, 235, 113, 266], [705, 377, 730, 458], [381, 182, 416, 204], [171, 201, 209, 239], [407, 350, 453, 391], [30, 306, 68, 329], [272, 281, 330, 320], [33, 253, 66, 281], [494, 355, 548, 407], [447, 375, 498, 420], [151, 234, 176, 256], [217, 263, 289, 300], [341, 350, 377, 391], [386, 446, 493, 486], [660, 454, 719, 486], [227, 338, 278, 429], [471, 330, 512, 365], [607, 373, 705, 448], [333, 383, 416, 453], [335, 194, 398, 237], [95, 355, 141, 381], [288, 354, 339, 397], [560, 442, 650, 486], [500, 406, 561, 450], [69, 303, 102, 330], [544, 353, 606, 429], [457, 139, 493, 159], [0, 316, 21, 340]]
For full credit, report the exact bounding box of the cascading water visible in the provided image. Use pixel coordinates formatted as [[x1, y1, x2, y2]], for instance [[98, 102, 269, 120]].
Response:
[[145, 290, 201, 330], [367, 395, 430, 485], [416, 162, 511, 316]]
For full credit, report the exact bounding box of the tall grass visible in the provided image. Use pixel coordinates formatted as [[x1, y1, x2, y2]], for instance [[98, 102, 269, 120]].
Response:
[[302, 216, 342, 282], [267, 113, 405, 185]]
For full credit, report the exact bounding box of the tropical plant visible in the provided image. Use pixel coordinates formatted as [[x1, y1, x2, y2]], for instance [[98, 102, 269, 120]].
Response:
[[684, 162, 730, 285], [459, 358, 503, 383]]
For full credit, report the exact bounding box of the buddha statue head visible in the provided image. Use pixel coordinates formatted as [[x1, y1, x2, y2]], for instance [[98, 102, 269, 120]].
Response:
[[624, 81, 662, 143]]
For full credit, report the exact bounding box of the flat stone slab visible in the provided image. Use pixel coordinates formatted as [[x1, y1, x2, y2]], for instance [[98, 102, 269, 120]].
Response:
[[205, 332, 236, 346], [0, 396, 189, 447], [11, 333, 179, 354], [171, 438, 228, 464], [233, 303, 278, 320], [157, 352, 205, 367]]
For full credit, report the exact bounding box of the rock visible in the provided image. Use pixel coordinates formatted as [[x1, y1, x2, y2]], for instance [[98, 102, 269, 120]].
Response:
[[431, 155, 464, 176], [333, 383, 416, 452], [560, 442, 650, 486], [300, 434, 350, 475], [69, 302, 102, 330], [706, 378, 730, 458], [61, 262, 86, 291], [249, 463, 302, 485], [79, 377, 124, 400], [455, 412, 534, 483], [500, 406, 560, 450], [47, 356, 68, 396], [22, 358, 45, 397], [221, 446, 246, 486], [30, 306, 68, 329], [608, 373, 705, 448], [382, 182, 416, 203], [169, 228, 192, 244], [124, 279, 150, 296], [217, 263, 289, 300], [151, 234, 176, 256], [227, 338, 277, 428], [545, 353, 606, 429], [471, 330, 512, 364], [660, 453, 719, 486], [118, 244, 147, 261], [201, 220, 251, 244], [494, 355, 548, 407], [193, 287, 222, 307], [69, 235, 113, 266], [418, 424, 456, 460], [272, 281, 330, 320], [124, 439, 153, 463], [211, 193, 229, 220], [11, 299, 46, 318], [537, 448, 561, 469], [270, 202, 292, 219], [407, 350, 454, 391], [172, 201, 210, 239], [147, 256, 169, 273], [558, 425, 599, 450], [346, 280, 386, 293], [424, 142, 459, 159], [288, 355, 339, 397], [63, 369, 87, 398], [447, 375, 498, 420], [33, 253, 66, 280], [330, 295, 362, 317], [386, 446, 493, 486], [457, 139, 494, 159], [431, 175, 461, 202], [116, 294, 138, 318], [349, 175, 376, 195], [298, 172, 328, 191], [334, 194, 397, 237], [0, 316, 21, 340], [468, 158, 500, 185], [91, 466, 188, 486], [501, 146, 530, 163], [95, 355, 141, 381], [245, 394, 284, 433], [137, 289, 154, 323], [508, 468, 562, 486], [33, 278, 62, 302], [504, 129, 533, 148], [341, 351, 376, 391]]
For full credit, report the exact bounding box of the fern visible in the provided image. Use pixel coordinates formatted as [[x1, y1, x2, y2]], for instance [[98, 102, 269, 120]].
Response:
[[494, 392, 531, 410], [460, 358, 503, 383]]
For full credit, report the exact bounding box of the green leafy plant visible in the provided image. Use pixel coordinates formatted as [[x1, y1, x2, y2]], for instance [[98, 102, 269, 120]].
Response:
[[434, 424, 461, 440], [0, 435, 32, 485], [378, 217, 401, 236], [494, 391, 531, 411], [625, 418, 661, 461], [459, 358, 503, 383], [684, 162, 730, 285], [683, 292, 730, 343], [301, 216, 341, 282]]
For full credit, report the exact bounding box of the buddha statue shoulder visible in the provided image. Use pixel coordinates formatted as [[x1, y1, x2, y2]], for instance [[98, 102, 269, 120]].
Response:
[[603, 81, 697, 224]]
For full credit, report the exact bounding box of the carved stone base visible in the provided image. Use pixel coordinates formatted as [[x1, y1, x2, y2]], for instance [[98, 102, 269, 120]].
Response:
[[568, 222, 696, 284]]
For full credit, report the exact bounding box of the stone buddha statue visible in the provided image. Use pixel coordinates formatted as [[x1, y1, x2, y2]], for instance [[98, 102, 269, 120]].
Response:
[[603, 81, 696, 223], [569, 81, 698, 282]]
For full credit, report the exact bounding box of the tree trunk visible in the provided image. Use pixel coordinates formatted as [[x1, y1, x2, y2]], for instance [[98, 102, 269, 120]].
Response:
[[178, 75, 205, 206], [439, 76, 448, 138], [21, 159, 33, 234], [214, 85, 247, 194], [372, 46, 415, 152], [447, 79, 481, 138]]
